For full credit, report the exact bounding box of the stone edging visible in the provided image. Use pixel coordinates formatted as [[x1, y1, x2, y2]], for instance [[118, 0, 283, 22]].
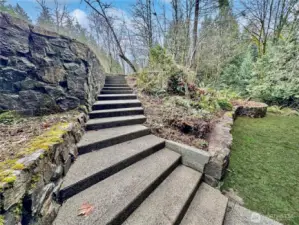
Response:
[[0, 113, 87, 225], [204, 103, 268, 186], [164, 102, 268, 186], [165, 140, 210, 173]]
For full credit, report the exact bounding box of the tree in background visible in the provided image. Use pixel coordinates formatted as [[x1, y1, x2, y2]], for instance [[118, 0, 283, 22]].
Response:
[[36, 0, 54, 28], [84, 0, 137, 72], [14, 3, 31, 22], [0, 0, 16, 15], [53, 0, 68, 32], [241, 0, 298, 56]]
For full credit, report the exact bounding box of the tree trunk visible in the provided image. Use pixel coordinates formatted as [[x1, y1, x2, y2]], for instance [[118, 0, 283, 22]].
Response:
[[190, 0, 200, 68], [84, 0, 137, 73]]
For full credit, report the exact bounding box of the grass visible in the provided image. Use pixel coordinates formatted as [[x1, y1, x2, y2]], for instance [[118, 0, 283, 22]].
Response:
[[222, 114, 299, 225]]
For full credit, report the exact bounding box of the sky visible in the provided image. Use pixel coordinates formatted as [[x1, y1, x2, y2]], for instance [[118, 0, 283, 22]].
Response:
[[7, 0, 139, 29], [7, 0, 171, 29]]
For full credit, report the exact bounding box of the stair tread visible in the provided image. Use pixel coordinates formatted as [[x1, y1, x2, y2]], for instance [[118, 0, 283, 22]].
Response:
[[61, 135, 164, 191], [123, 165, 202, 225], [180, 182, 228, 225], [98, 94, 136, 97], [77, 125, 148, 149], [93, 99, 140, 105], [224, 203, 282, 225], [90, 107, 143, 114], [53, 149, 181, 225], [101, 90, 133, 93], [86, 115, 146, 125], [103, 87, 131, 89]]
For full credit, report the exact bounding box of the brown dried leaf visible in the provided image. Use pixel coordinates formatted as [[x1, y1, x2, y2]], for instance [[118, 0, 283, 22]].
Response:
[[78, 202, 94, 217]]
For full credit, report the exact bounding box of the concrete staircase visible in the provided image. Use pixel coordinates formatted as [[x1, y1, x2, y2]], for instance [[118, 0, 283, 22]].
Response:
[[53, 75, 280, 225]]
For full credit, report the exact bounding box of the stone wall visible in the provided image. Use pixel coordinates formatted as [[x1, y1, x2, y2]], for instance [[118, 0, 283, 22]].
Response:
[[204, 103, 268, 186], [0, 113, 87, 225], [0, 12, 105, 115]]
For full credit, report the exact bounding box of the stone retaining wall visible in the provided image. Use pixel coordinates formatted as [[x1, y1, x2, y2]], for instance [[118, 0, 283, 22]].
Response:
[[0, 12, 105, 115], [0, 113, 87, 225], [204, 103, 268, 186]]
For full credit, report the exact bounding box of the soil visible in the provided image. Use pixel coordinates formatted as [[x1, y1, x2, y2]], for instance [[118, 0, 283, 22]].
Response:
[[126, 76, 212, 150], [0, 110, 78, 163]]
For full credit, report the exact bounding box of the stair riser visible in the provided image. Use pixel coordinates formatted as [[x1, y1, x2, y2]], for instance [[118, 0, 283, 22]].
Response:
[[104, 84, 129, 87], [98, 96, 137, 101], [102, 88, 132, 91], [86, 117, 146, 130], [104, 82, 128, 87], [78, 129, 151, 155], [109, 158, 181, 225], [57, 141, 166, 203], [175, 176, 202, 225], [105, 79, 126, 82], [101, 90, 133, 94], [105, 81, 127, 84], [89, 109, 144, 119], [92, 102, 141, 110]]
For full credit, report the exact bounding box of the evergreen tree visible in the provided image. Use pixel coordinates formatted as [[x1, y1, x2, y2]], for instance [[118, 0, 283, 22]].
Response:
[[14, 3, 31, 22], [36, 1, 54, 28], [0, 0, 16, 15]]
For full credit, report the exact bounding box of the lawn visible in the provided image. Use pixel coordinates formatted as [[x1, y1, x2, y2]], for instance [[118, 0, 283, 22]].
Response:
[[222, 114, 299, 225]]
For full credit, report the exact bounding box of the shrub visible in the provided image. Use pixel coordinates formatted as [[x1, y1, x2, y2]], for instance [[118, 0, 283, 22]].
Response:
[[217, 99, 233, 111], [249, 40, 299, 107]]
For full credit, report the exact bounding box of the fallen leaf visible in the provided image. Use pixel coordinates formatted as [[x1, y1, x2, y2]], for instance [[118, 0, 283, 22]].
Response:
[[78, 202, 94, 216], [42, 122, 51, 129]]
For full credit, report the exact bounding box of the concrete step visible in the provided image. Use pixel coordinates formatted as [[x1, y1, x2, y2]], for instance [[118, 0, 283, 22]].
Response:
[[105, 79, 127, 82], [86, 115, 146, 130], [57, 135, 165, 202], [224, 202, 283, 225], [77, 124, 151, 154], [105, 75, 126, 79], [102, 87, 132, 90], [104, 84, 129, 87], [105, 78, 126, 81], [92, 99, 141, 110], [105, 83, 128, 86], [89, 107, 144, 119], [105, 80, 127, 83], [97, 94, 137, 101], [53, 149, 181, 225], [180, 182, 228, 225], [101, 89, 133, 94], [123, 165, 202, 225]]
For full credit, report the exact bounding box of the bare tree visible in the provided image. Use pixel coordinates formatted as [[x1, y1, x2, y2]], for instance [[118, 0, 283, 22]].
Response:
[[241, 0, 297, 55], [36, 0, 54, 28], [131, 0, 154, 51], [53, 0, 68, 32], [190, 0, 200, 67], [84, 0, 137, 72]]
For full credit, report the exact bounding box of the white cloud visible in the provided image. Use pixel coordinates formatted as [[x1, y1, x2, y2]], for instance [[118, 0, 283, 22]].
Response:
[[71, 9, 89, 29]]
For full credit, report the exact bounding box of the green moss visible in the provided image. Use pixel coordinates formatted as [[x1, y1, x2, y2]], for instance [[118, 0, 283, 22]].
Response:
[[223, 115, 299, 225], [30, 174, 40, 189], [0, 122, 71, 182], [11, 163, 25, 170], [0, 215, 4, 225], [2, 175, 16, 184], [0, 111, 21, 125], [13, 201, 23, 219], [20, 122, 71, 155]]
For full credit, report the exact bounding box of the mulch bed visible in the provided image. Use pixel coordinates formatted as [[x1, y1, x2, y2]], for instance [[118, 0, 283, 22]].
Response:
[[126, 76, 211, 150]]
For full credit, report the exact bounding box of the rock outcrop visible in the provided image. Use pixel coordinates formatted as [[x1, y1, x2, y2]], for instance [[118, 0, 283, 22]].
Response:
[[0, 12, 105, 115]]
